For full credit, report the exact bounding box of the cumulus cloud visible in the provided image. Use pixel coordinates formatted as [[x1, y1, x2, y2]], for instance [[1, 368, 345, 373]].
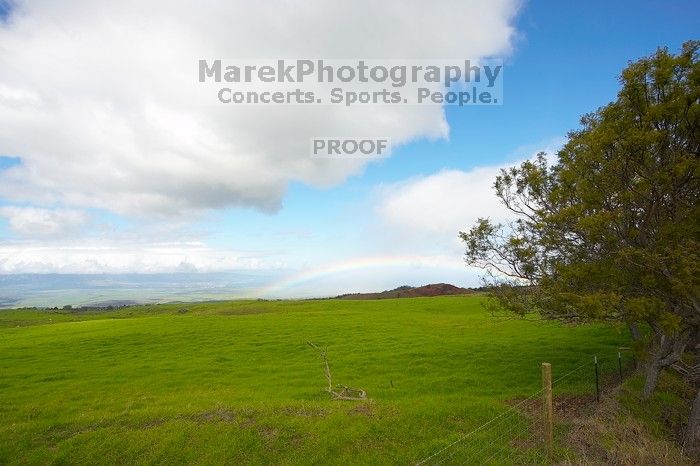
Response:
[[375, 165, 513, 254], [0, 206, 88, 237], [0, 0, 520, 217], [374, 138, 564, 255]]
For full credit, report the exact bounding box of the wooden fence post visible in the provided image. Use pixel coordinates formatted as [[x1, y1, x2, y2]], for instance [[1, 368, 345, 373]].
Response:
[[542, 362, 553, 460]]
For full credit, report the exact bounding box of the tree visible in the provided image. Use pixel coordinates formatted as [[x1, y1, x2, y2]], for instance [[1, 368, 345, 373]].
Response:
[[460, 41, 699, 446]]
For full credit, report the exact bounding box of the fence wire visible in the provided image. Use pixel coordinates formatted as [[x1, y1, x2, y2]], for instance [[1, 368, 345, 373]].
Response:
[[415, 351, 634, 465]]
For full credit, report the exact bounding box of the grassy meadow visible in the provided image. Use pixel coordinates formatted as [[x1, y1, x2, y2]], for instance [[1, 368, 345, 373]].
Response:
[[0, 296, 629, 464]]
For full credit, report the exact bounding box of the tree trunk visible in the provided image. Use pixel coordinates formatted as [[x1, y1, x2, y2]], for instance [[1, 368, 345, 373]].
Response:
[[643, 361, 663, 399], [641, 327, 691, 399], [628, 322, 642, 341], [628, 323, 643, 369], [684, 386, 700, 453]]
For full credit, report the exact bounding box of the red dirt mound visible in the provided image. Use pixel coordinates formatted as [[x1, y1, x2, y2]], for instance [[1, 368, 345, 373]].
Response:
[[336, 283, 471, 300]]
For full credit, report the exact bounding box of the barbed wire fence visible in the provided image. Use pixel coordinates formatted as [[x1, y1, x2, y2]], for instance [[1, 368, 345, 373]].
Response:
[[415, 350, 636, 465]]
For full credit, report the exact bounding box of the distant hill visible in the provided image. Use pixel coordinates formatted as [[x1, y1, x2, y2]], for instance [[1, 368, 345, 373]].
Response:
[[336, 283, 472, 300]]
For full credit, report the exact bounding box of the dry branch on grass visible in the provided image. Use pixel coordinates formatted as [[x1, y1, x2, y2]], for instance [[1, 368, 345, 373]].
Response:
[[307, 342, 366, 401]]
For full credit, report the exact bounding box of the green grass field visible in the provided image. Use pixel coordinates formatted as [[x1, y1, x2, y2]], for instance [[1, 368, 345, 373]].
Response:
[[0, 296, 629, 464]]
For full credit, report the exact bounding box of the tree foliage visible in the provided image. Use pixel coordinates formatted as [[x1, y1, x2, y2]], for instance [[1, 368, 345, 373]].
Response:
[[460, 41, 699, 401]]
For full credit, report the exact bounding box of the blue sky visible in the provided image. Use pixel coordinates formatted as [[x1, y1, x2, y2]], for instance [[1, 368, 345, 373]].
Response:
[[0, 0, 698, 298]]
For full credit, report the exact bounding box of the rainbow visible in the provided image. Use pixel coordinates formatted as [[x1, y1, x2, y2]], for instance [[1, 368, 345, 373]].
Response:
[[257, 254, 467, 297]]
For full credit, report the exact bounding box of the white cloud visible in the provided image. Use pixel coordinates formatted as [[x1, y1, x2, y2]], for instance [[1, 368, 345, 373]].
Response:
[[374, 137, 564, 255], [0, 206, 88, 237], [0, 0, 521, 217], [375, 165, 513, 254], [0, 239, 285, 273]]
